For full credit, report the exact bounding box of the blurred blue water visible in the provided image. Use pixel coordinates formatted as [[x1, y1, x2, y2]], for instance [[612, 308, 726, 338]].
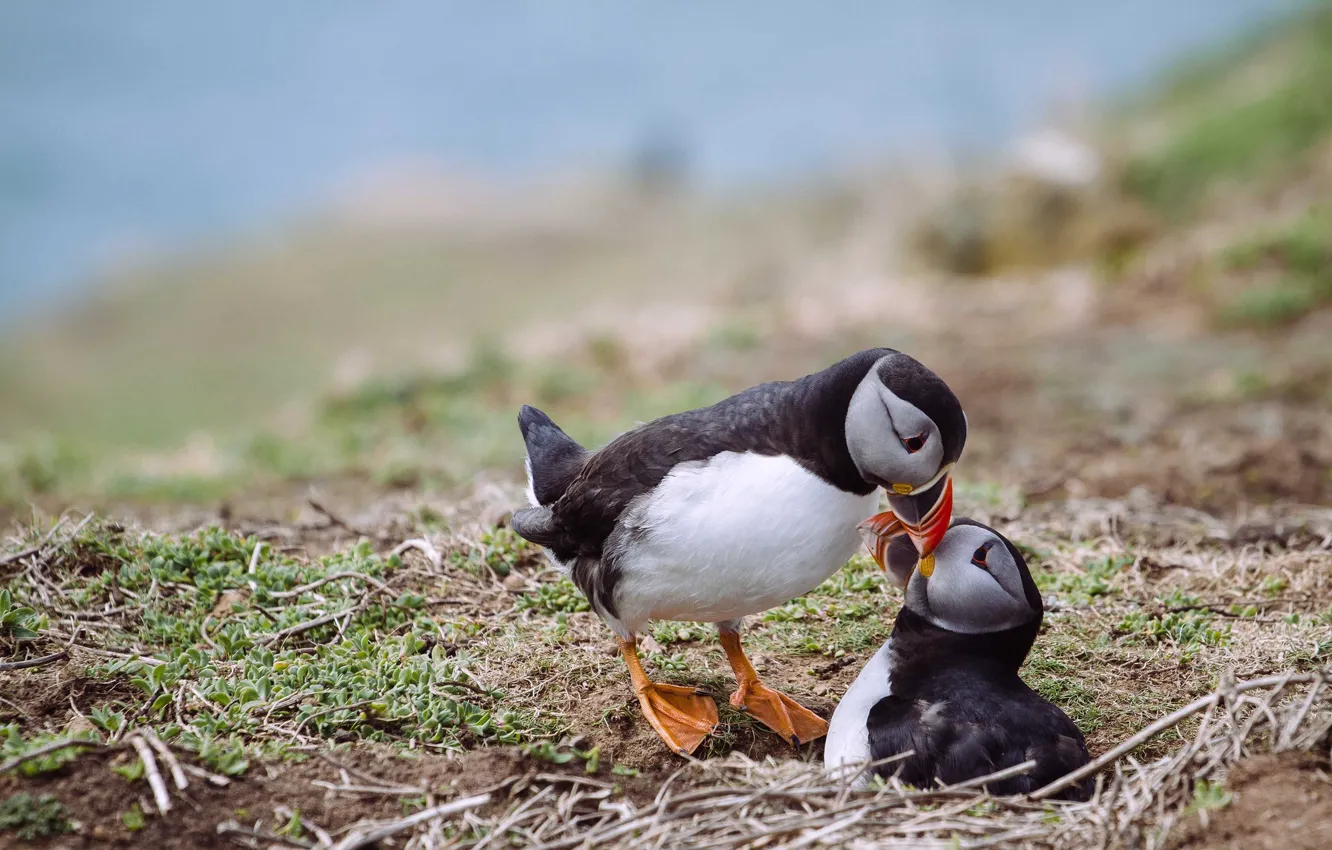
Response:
[[0, 1, 1291, 318]]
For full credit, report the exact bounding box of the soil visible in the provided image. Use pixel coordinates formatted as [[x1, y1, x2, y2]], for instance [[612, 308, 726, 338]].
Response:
[[1169, 752, 1332, 850], [0, 742, 626, 849]]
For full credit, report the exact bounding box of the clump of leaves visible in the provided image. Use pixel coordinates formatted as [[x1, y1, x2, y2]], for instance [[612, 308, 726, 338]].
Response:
[[523, 741, 601, 774], [0, 793, 72, 841], [650, 621, 713, 646], [121, 803, 146, 831], [1186, 778, 1233, 817], [451, 528, 534, 578], [0, 589, 45, 645], [0, 726, 100, 777], [516, 579, 590, 614], [1117, 610, 1231, 653], [1037, 554, 1133, 605]]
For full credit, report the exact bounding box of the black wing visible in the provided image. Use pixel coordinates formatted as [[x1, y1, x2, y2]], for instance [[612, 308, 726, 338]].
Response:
[[867, 685, 1092, 801]]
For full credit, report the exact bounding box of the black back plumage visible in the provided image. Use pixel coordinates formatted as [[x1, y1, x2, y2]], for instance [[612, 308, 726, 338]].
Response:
[[864, 602, 1092, 800], [512, 348, 895, 564]]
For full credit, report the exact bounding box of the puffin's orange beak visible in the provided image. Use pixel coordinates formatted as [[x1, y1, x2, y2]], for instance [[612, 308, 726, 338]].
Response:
[[857, 476, 954, 571], [858, 511, 905, 572], [914, 476, 953, 559]]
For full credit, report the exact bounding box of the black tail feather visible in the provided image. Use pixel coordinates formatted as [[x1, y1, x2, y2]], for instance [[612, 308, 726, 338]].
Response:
[[510, 506, 562, 549], [518, 405, 587, 506]]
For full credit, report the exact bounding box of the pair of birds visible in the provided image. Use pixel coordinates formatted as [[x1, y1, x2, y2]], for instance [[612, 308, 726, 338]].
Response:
[[512, 348, 1091, 798]]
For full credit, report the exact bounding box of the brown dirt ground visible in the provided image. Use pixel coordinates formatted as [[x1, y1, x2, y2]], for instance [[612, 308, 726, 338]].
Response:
[[1169, 751, 1332, 850], [0, 741, 656, 850]]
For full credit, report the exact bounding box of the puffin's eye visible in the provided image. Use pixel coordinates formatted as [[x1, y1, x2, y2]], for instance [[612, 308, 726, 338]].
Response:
[[902, 433, 927, 454], [971, 541, 995, 569]]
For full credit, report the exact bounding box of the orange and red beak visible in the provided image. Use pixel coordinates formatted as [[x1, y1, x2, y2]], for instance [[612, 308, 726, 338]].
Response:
[[857, 476, 954, 572]]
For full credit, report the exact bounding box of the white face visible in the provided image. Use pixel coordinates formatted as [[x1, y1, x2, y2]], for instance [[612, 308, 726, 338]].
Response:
[[844, 358, 946, 492], [904, 523, 1037, 634]]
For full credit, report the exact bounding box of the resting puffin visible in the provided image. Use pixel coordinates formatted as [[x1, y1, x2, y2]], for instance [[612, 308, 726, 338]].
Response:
[[824, 519, 1093, 800], [510, 348, 966, 755]]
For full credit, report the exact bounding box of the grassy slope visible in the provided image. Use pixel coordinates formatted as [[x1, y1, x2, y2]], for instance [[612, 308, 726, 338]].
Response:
[[1119, 0, 1332, 215]]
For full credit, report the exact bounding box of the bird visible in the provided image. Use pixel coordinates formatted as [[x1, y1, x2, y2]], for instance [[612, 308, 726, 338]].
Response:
[[509, 348, 967, 755], [824, 518, 1093, 800]]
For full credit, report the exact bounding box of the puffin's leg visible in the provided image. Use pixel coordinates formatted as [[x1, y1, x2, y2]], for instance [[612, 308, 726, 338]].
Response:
[[619, 636, 718, 756], [718, 621, 828, 745]]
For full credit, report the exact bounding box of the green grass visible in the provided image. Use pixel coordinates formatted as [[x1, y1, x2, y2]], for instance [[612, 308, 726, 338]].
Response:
[[1122, 2, 1332, 215], [3, 521, 541, 770], [0, 335, 738, 511], [1215, 205, 1332, 327], [755, 555, 892, 659], [1, 495, 1327, 839], [1218, 283, 1321, 327]]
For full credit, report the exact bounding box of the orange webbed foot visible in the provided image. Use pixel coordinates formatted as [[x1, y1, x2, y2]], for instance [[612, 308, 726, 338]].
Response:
[[730, 679, 828, 744], [636, 681, 719, 756], [620, 637, 718, 756]]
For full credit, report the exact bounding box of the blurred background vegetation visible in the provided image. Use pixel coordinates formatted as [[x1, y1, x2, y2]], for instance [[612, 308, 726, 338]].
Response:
[[2, 1, 1330, 518]]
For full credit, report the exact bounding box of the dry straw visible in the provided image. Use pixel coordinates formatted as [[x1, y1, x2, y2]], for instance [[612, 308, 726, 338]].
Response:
[[317, 669, 1329, 850]]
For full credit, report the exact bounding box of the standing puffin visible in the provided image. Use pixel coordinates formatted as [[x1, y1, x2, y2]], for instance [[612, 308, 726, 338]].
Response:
[[510, 348, 966, 755], [824, 519, 1093, 800]]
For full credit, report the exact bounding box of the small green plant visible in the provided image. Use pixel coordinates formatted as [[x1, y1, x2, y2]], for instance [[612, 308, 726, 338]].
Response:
[[121, 803, 146, 831], [277, 809, 305, 840], [1037, 554, 1132, 605], [1117, 610, 1231, 651], [452, 528, 535, 578], [1157, 588, 1201, 609], [516, 579, 590, 614], [112, 756, 146, 782], [651, 621, 712, 645], [0, 589, 44, 643], [763, 597, 825, 623], [0, 793, 72, 841], [649, 652, 691, 674], [1259, 575, 1289, 597], [0, 727, 100, 777], [1186, 779, 1233, 816], [523, 741, 600, 773]]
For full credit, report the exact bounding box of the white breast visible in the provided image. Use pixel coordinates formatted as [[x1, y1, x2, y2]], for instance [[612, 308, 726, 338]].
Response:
[[609, 451, 878, 633], [824, 638, 895, 787]]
